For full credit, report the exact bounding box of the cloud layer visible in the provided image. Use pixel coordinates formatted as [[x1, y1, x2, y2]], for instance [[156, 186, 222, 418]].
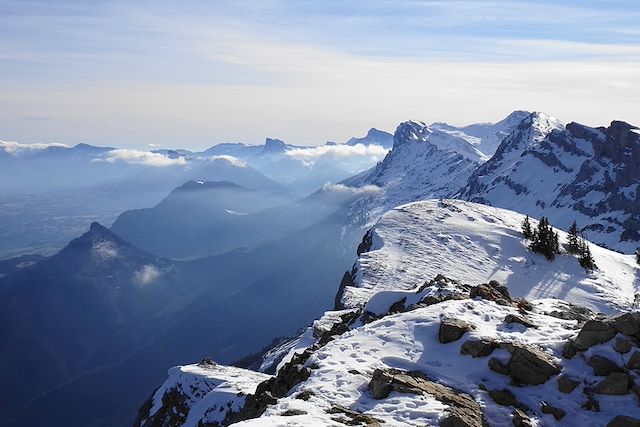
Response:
[[101, 149, 188, 167], [133, 264, 162, 286], [286, 143, 389, 161], [0, 140, 69, 155], [322, 183, 382, 195]]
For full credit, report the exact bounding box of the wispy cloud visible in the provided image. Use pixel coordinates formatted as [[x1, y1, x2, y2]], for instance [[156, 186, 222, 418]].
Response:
[[322, 183, 383, 195], [99, 149, 188, 167], [286, 143, 390, 161], [133, 264, 162, 286], [208, 155, 248, 167]]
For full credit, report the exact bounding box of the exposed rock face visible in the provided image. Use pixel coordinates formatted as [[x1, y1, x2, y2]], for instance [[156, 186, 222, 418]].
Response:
[[459, 114, 640, 253], [541, 402, 566, 420], [470, 281, 513, 306], [357, 229, 374, 256], [504, 314, 537, 329], [439, 318, 475, 343], [627, 351, 640, 369], [368, 369, 485, 427], [611, 313, 640, 336]]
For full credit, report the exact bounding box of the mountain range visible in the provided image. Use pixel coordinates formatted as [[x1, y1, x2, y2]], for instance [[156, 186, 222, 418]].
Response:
[[1, 110, 639, 426]]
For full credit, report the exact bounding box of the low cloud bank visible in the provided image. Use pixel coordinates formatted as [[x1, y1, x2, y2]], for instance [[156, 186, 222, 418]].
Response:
[[286, 143, 389, 161], [322, 183, 382, 195], [101, 149, 188, 167], [0, 140, 69, 154]]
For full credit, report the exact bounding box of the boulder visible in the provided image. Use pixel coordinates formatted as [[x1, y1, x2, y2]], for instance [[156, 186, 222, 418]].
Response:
[[488, 358, 510, 375], [563, 340, 578, 359], [368, 369, 485, 427], [512, 409, 534, 427], [507, 345, 560, 385], [504, 314, 537, 329], [488, 389, 517, 407], [470, 281, 512, 306], [627, 351, 640, 370], [557, 375, 579, 393], [607, 415, 640, 427], [611, 313, 640, 336], [588, 355, 622, 376], [439, 318, 475, 344], [594, 372, 629, 395], [614, 337, 632, 354], [461, 338, 497, 358], [541, 402, 566, 420], [573, 320, 616, 350]]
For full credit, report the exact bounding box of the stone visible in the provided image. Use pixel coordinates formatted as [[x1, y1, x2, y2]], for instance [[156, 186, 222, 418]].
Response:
[[573, 320, 616, 350], [368, 369, 485, 427], [563, 340, 577, 359], [508, 345, 560, 385], [614, 337, 632, 354], [470, 281, 512, 306], [607, 415, 640, 427], [460, 338, 497, 358], [540, 402, 566, 420], [512, 409, 534, 427], [611, 312, 640, 336], [326, 406, 383, 426], [439, 318, 475, 344], [489, 358, 510, 375], [627, 351, 640, 370], [557, 375, 579, 393], [504, 314, 537, 329], [488, 389, 517, 407], [594, 372, 629, 395], [588, 355, 622, 376]]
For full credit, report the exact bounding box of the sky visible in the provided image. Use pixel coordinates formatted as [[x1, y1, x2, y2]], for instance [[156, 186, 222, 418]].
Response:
[[1, 0, 639, 149]]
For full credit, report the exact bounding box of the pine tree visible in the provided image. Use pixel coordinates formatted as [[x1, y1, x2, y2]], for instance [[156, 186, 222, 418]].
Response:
[[566, 221, 580, 254], [578, 237, 597, 271], [522, 216, 533, 240], [636, 248, 640, 266], [529, 217, 559, 260]]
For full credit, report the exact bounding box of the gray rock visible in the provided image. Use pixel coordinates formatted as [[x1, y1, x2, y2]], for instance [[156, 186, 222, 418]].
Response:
[[460, 338, 497, 358], [470, 281, 512, 306], [557, 375, 579, 393], [611, 313, 640, 336], [439, 318, 475, 344], [627, 351, 640, 370], [488, 388, 517, 407], [614, 337, 632, 354], [512, 409, 534, 427], [563, 340, 578, 359], [508, 345, 560, 385], [504, 314, 537, 329], [368, 369, 485, 427], [573, 320, 616, 350], [588, 355, 622, 376], [541, 402, 566, 420], [594, 372, 629, 395], [489, 358, 510, 375], [607, 415, 640, 427]]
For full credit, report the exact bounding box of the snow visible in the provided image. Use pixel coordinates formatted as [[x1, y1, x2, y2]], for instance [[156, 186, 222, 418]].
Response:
[[345, 199, 637, 314], [147, 363, 269, 427]]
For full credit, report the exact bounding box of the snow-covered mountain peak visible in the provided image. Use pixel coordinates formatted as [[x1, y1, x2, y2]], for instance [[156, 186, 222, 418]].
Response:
[[346, 128, 393, 147], [492, 111, 564, 158]]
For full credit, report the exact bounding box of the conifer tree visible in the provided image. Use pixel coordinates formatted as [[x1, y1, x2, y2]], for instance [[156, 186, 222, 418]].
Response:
[[636, 249, 640, 266], [529, 217, 559, 260], [578, 237, 596, 271], [522, 216, 533, 240], [566, 221, 580, 254]]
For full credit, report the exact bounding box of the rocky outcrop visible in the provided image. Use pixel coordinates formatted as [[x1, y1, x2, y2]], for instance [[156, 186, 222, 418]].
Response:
[[439, 318, 475, 343], [573, 320, 616, 350], [368, 369, 486, 427]]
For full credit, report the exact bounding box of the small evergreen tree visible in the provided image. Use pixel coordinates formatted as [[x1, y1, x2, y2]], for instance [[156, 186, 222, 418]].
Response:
[[566, 221, 580, 254], [578, 237, 596, 271], [529, 217, 560, 260], [636, 248, 640, 266], [522, 216, 533, 240]]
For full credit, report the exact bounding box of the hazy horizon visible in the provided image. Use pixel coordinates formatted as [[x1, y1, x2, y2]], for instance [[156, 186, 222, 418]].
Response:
[[1, 0, 639, 149]]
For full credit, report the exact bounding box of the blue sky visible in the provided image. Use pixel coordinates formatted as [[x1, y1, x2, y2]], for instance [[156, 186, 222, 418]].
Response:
[[1, 0, 639, 148]]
